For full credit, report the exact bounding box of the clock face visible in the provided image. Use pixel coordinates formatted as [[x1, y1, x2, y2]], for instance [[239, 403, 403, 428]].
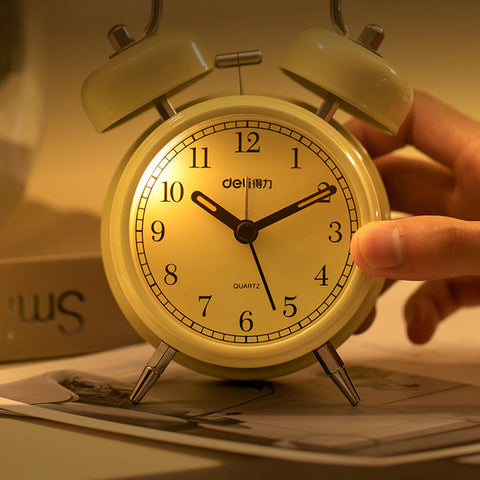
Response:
[[104, 96, 386, 371]]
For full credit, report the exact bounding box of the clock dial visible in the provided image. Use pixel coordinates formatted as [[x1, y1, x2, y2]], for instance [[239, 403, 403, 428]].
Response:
[[103, 95, 387, 373], [132, 115, 357, 346]]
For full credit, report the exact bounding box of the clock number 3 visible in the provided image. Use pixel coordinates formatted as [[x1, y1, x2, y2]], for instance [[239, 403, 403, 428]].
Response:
[[329, 221, 342, 243]]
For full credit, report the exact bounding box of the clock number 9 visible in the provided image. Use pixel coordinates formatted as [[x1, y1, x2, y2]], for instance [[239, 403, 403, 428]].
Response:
[[151, 220, 165, 242]]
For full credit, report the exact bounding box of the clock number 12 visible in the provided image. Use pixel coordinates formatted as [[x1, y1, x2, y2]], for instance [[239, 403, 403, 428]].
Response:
[[235, 132, 260, 153]]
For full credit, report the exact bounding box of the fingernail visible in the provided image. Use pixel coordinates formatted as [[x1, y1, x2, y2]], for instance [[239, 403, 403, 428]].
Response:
[[357, 224, 403, 269]]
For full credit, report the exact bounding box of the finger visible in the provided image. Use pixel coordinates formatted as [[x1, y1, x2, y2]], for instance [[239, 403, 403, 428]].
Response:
[[405, 276, 480, 344], [350, 216, 480, 280], [354, 307, 376, 334], [375, 154, 453, 215], [347, 90, 480, 170]]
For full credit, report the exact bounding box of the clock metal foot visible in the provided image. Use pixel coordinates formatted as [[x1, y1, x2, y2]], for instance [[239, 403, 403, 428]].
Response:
[[314, 341, 360, 406], [130, 342, 176, 404]]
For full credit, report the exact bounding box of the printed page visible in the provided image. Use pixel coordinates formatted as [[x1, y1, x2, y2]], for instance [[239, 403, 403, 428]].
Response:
[[2, 342, 480, 467]]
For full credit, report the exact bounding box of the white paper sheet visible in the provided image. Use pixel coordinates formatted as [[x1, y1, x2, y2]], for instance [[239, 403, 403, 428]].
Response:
[[2, 340, 480, 467]]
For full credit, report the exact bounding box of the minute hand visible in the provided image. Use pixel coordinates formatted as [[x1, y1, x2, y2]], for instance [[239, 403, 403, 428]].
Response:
[[254, 184, 337, 231]]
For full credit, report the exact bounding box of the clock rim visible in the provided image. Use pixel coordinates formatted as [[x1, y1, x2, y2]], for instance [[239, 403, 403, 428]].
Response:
[[101, 94, 388, 377]]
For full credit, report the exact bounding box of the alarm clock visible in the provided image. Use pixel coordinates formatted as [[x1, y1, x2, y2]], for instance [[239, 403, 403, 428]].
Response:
[[81, 0, 412, 405]]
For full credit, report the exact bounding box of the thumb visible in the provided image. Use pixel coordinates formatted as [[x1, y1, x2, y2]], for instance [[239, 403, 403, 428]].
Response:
[[350, 216, 480, 281]]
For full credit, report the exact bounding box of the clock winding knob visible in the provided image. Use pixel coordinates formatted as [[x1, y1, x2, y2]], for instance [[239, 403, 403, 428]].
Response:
[[107, 24, 136, 52], [357, 24, 385, 53]]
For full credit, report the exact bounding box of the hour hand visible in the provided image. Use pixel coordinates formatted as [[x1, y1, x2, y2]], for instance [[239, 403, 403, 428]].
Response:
[[191, 191, 241, 230]]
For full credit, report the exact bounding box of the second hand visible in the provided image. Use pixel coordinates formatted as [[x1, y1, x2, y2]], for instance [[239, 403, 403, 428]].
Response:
[[249, 241, 276, 311], [244, 176, 250, 219], [244, 176, 276, 311]]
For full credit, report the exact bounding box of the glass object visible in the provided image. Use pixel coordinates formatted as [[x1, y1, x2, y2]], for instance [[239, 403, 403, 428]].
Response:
[[0, 0, 43, 223]]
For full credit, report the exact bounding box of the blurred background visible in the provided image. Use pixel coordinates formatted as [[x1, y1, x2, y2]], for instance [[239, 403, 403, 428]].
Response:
[[1, 0, 480, 364], [14, 0, 480, 221]]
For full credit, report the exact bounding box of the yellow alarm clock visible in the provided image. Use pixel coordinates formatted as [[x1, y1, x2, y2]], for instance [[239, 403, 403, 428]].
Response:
[[82, 0, 412, 405]]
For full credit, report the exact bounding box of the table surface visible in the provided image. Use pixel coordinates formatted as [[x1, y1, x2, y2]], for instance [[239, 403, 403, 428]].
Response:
[[3, 415, 480, 480]]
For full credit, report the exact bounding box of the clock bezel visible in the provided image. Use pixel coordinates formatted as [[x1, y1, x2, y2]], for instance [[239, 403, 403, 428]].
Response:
[[102, 95, 388, 378]]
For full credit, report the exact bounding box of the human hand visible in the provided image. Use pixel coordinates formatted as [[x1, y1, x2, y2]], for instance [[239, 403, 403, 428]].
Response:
[[348, 91, 480, 343]]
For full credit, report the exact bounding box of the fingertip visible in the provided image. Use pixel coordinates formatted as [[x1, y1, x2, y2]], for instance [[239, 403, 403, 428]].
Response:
[[353, 217, 480, 281], [405, 301, 438, 344], [354, 308, 376, 335], [351, 223, 403, 272]]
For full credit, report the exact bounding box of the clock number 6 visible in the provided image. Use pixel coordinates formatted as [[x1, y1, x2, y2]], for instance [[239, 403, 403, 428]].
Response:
[[235, 131, 260, 153], [239, 310, 253, 332]]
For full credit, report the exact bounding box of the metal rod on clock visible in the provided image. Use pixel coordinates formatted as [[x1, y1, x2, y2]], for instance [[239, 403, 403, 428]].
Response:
[[244, 176, 250, 219], [107, 0, 177, 121], [317, 23, 385, 123], [216, 50, 263, 95]]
